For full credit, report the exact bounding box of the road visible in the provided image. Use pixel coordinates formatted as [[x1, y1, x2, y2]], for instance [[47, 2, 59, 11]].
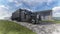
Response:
[[13, 21, 60, 34]]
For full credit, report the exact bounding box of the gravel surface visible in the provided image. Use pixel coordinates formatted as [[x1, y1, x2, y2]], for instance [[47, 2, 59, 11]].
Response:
[[13, 21, 60, 34]]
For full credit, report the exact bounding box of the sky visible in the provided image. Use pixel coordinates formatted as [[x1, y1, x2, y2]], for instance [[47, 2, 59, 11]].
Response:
[[0, 0, 60, 19]]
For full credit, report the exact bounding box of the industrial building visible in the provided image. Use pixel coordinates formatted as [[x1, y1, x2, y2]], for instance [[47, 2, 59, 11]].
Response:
[[33, 10, 52, 21]]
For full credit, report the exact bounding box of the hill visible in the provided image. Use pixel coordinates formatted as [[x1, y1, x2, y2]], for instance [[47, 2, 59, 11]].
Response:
[[0, 20, 36, 34]]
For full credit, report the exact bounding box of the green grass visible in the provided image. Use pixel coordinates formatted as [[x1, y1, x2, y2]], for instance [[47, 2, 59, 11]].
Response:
[[40, 20, 60, 24], [0, 20, 36, 34], [53, 20, 60, 23], [40, 20, 54, 22]]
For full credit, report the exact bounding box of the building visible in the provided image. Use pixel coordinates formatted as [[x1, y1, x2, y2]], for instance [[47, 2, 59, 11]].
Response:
[[33, 10, 52, 21]]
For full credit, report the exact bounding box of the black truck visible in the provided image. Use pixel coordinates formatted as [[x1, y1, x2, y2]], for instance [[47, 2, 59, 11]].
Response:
[[11, 9, 41, 24]]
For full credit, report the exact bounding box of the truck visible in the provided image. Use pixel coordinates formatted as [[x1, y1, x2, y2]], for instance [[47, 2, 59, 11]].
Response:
[[11, 9, 41, 24]]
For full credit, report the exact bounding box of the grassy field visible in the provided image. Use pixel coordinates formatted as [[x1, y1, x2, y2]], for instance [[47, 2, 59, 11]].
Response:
[[40, 20, 60, 24], [0, 20, 36, 34], [53, 20, 60, 23]]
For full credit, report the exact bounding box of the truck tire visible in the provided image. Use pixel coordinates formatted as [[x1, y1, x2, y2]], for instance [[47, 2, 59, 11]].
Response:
[[31, 19, 36, 24]]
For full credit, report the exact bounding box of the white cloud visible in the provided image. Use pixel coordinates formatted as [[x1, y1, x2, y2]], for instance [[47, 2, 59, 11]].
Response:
[[52, 6, 60, 17], [0, 5, 12, 19], [7, 0, 22, 7], [15, 3, 23, 7], [7, 0, 56, 7], [22, 0, 56, 6], [7, 0, 14, 2], [0, 5, 10, 10], [52, 6, 60, 11], [7, 0, 20, 4], [47, 0, 56, 5]]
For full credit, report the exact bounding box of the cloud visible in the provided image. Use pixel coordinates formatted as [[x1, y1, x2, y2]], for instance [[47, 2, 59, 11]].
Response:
[[7, 0, 56, 7], [7, 0, 20, 4], [0, 5, 9, 9], [7, 0, 14, 2], [5, 0, 58, 11], [46, 0, 56, 5], [0, 5, 12, 19], [18, 0, 57, 11], [52, 6, 60, 11], [52, 6, 60, 17]]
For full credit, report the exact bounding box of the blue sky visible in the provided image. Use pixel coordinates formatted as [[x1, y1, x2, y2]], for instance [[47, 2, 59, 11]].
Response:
[[0, 0, 60, 19]]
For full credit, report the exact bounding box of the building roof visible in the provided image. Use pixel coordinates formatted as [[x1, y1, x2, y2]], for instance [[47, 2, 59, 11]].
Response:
[[33, 10, 52, 14]]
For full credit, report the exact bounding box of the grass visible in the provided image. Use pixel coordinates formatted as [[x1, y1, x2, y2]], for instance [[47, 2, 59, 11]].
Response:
[[0, 20, 36, 34], [40, 20, 60, 24], [53, 20, 60, 23], [41, 20, 54, 22]]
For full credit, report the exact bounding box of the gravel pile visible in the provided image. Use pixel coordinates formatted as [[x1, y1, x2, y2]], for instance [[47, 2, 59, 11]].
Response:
[[14, 21, 60, 34]]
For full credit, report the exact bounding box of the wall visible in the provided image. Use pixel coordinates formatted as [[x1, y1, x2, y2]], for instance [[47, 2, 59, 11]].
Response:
[[36, 10, 52, 21]]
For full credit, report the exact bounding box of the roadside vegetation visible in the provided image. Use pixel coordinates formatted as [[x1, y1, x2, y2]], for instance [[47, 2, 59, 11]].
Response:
[[40, 20, 60, 24], [53, 20, 60, 23], [0, 20, 36, 34]]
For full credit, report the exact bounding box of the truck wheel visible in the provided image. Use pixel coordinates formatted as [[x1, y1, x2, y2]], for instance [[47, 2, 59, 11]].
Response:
[[31, 19, 36, 24]]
